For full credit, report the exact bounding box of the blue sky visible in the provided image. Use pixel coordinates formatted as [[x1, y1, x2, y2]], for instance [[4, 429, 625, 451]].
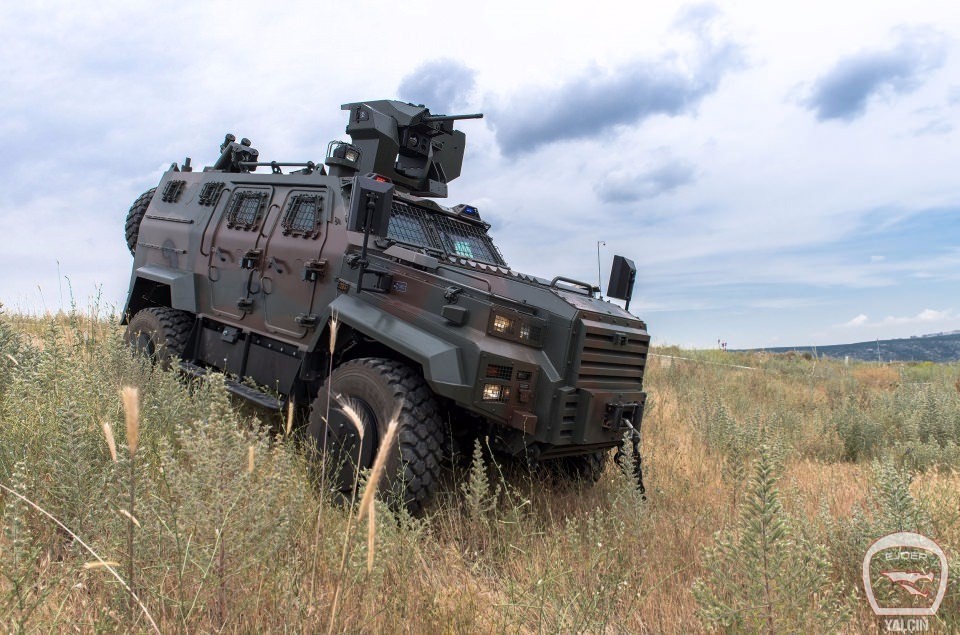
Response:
[[1, 1, 958, 348]]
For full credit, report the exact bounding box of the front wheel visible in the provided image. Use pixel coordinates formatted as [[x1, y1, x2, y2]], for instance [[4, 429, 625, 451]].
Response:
[[308, 358, 447, 516]]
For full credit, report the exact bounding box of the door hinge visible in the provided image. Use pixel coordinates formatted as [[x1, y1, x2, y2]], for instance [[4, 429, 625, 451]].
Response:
[[303, 259, 328, 282], [240, 249, 262, 269], [295, 313, 319, 328]]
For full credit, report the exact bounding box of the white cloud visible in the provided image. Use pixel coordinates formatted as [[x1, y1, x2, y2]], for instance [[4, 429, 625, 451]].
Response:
[[837, 309, 955, 329], [2, 1, 960, 349], [840, 314, 869, 327], [879, 308, 954, 325], [747, 297, 825, 310]]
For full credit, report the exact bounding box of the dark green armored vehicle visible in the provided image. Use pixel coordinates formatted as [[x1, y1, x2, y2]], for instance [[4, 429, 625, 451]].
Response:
[[123, 100, 649, 513]]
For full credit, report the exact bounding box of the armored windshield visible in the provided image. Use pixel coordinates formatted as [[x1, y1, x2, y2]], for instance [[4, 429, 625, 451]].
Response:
[[387, 199, 507, 266]]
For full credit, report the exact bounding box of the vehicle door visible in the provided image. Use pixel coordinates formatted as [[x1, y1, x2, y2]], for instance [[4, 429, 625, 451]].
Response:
[[260, 188, 331, 338], [205, 185, 273, 324]]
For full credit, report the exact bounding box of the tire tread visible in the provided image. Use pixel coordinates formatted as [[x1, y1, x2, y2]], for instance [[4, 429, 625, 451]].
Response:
[[321, 357, 447, 516], [125, 187, 156, 255], [125, 306, 193, 362]]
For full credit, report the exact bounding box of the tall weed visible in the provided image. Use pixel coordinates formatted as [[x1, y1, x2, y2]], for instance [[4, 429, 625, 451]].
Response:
[[693, 445, 850, 632], [0, 312, 957, 632]]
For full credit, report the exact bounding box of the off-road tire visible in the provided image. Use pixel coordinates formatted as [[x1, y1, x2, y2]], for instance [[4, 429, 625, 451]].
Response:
[[124, 307, 193, 366], [545, 450, 609, 485], [125, 187, 156, 255], [308, 357, 447, 516]]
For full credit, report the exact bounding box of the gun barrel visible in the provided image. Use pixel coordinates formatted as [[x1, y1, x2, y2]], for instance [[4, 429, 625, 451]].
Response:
[[422, 113, 484, 122]]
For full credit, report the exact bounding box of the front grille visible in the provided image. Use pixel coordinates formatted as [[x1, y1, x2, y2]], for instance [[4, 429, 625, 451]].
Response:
[[575, 318, 649, 390]]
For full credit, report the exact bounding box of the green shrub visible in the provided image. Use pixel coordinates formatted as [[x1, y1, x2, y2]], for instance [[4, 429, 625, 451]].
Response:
[[693, 445, 850, 633]]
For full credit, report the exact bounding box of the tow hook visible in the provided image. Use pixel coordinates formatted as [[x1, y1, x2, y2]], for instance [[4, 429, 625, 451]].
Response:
[[603, 400, 641, 430], [614, 418, 645, 496]]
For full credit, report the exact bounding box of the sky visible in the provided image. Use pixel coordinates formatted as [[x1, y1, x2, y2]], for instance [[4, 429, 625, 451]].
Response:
[[1, 0, 959, 348]]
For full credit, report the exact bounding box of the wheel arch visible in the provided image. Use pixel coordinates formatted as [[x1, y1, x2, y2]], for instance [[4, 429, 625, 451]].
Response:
[[122, 264, 197, 323], [327, 294, 464, 390]]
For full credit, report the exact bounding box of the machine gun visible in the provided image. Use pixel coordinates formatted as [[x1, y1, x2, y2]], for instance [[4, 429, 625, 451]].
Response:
[[208, 134, 260, 173], [340, 100, 483, 198]]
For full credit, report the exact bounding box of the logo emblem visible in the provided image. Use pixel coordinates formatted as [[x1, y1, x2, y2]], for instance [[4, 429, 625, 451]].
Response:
[[863, 532, 948, 617]]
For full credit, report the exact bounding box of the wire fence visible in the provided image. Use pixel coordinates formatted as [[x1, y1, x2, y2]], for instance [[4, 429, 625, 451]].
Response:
[[648, 353, 757, 371]]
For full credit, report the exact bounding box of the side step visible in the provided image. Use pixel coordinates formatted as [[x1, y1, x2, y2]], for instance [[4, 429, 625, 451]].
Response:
[[179, 361, 283, 411]]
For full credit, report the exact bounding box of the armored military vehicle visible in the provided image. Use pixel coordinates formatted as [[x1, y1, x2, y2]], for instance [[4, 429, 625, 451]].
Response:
[[122, 99, 649, 514]]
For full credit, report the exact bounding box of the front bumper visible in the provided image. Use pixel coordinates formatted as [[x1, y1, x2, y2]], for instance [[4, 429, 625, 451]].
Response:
[[494, 313, 650, 456]]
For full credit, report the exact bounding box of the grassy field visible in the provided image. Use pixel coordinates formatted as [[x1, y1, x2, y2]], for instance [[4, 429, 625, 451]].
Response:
[[0, 308, 958, 633]]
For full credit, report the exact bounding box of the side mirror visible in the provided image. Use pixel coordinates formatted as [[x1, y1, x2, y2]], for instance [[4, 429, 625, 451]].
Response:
[[607, 255, 636, 310], [347, 174, 394, 237]]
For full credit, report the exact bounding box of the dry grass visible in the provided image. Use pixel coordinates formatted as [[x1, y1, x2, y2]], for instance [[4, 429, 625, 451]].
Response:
[[784, 459, 870, 520], [851, 364, 900, 386], [0, 311, 958, 632]]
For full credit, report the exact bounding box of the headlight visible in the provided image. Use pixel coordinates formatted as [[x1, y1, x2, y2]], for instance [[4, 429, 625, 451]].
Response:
[[492, 314, 513, 334], [487, 308, 546, 347], [474, 355, 540, 419], [519, 323, 540, 341], [481, 383, 510, 402]]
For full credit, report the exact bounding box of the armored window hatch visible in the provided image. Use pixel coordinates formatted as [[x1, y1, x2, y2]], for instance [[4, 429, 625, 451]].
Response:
[[281, 192, 325, 238], [199, 181, 226, 206], [227, 190, 268, 230], [161, 180, 186, 203]]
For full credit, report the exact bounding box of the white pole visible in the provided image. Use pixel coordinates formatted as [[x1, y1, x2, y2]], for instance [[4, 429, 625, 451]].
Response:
[[596, 240, 606, 299]]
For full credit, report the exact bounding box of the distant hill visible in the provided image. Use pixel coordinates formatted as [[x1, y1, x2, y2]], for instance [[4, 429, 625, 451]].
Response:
[[749, 332, 960, 363]]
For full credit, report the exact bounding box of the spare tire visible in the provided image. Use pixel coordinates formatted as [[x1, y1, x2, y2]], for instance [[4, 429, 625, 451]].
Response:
[[125, 187, 156, 255]]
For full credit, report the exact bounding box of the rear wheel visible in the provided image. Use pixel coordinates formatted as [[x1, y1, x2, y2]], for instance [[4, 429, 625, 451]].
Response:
[[125, 187, 156, 255], [124, 307, 194, 366], [308, 357, 447, 516]]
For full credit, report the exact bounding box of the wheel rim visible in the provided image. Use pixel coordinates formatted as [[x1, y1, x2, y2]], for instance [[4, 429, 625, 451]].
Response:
[[135, 331, 156, 358], [317, 395, 378, 495]]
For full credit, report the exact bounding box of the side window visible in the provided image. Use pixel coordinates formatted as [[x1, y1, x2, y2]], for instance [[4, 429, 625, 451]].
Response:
[[387, 200, 442, 249], [435, 219, 505, 265], [199, 181, 226, 207], [386, 199, 507, 266], [448, 239, 475, 259], [281, 192, 326, 239], [226, 190, 269, 231]]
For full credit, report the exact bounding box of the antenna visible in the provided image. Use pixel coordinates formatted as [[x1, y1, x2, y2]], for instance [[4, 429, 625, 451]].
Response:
[[596, 240, 606, 299]]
